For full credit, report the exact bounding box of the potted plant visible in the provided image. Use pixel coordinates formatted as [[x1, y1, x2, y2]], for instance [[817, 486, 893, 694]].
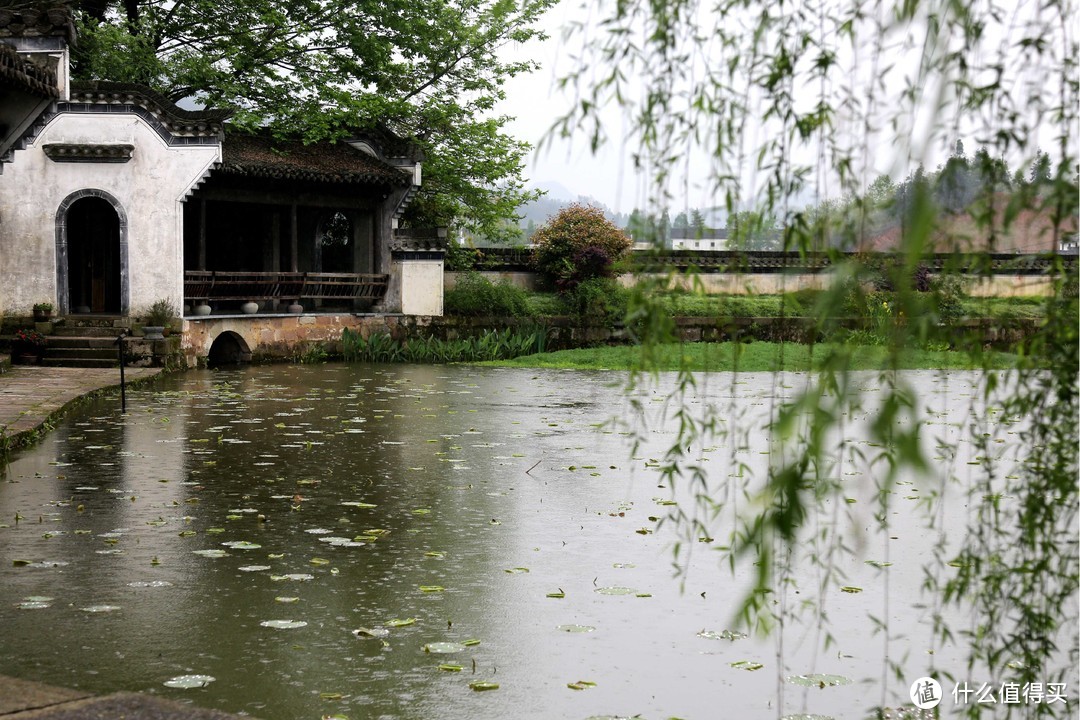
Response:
[[142, 298, 178, 340], [12, 328, 46, 364], [32, 302, 54, 321]]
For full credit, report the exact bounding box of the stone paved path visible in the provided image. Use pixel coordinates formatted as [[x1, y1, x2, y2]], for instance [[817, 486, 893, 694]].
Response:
[[0, 365, 162, 443], [0, 675, 249, 719]]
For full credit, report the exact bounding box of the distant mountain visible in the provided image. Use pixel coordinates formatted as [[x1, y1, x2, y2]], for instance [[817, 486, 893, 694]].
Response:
[[517, 183, 629, 240]]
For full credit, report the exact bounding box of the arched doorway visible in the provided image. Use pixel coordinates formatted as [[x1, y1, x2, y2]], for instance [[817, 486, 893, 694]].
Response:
[[58, 191, 126, 315]]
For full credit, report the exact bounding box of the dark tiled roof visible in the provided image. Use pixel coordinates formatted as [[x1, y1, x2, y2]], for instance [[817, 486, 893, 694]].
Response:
[[0, 39, 56, 95], [71, 80, 233, 124], [0, 2, 75, 43], [219, 132, 412, 187]]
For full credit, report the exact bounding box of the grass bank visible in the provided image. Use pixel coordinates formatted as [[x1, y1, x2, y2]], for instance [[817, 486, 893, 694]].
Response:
[[481, 341, 1018, 372]]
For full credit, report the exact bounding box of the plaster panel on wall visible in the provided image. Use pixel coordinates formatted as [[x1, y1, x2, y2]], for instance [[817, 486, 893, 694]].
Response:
[[0, 112, 219, 314]]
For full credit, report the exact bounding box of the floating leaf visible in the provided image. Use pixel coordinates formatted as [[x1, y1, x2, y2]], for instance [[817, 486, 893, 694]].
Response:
[[462, 639, 481, 647], [260, 620, 308, 629], [567, 680, 597, 690], [386, 618, 416, 628], [468, 681, 499, 692], [839, 586, 862, 594], [594, 586, 636, 596], [271, 573, 314, 582], [80, 605, 121, 613], [128, 581, 172, 588], [730, 660, 764, 671], [341, 502, 377, 509], [864, 561, 892, 568], [16, 600, 51, 610], [275, 597, 299, 603], [352, 627, 389, 639], [423, 642, 466, 654], [310, 557, 331, 566], [786, 673, 852, 688], [419, 585, 445, 593], [504, 567, 529, 574], [546, 591, 565, 598], [438, 664, 464, 672], [193, 549, 228, 558], [238, 565, 272, 572], [163, 675, 215, 689], [698, 630, 747, 641], [557, 625, 595, 633], [319, 692, 344, 700], [222, 541, 261, 550]]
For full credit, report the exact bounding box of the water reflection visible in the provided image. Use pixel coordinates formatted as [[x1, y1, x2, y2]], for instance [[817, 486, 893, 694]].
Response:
[[0, 365, 1071, 719]]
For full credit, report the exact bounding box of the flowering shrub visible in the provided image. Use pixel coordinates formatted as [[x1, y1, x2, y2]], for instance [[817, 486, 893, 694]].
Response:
[[14, 329, 46, 348], [531, 204, 632, 290]]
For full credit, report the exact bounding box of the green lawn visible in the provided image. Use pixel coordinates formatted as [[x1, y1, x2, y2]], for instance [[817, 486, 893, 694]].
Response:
[[482, 341, 1019, 372]]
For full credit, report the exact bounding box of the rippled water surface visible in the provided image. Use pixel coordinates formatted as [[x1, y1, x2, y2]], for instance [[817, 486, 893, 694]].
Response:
[[0, 364, 1071, 719]]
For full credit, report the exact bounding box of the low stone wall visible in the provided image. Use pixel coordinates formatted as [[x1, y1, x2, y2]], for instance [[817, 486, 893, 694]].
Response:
[[445, 270, 1054, 297], [180, 313, 440, 365]]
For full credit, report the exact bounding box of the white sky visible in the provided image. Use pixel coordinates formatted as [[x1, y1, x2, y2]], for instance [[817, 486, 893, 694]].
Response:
[[495, 0, 1076, 217]]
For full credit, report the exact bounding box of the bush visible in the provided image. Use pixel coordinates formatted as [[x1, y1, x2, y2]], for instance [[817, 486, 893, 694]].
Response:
[[531, 204, 632, 290], [445, 271, 531, 317], [562, 277, 629, 323], [930, 274, 967, 323]]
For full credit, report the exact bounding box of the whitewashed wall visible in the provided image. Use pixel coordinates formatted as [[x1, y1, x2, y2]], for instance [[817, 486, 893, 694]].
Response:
[[0, 112, 219, 315]]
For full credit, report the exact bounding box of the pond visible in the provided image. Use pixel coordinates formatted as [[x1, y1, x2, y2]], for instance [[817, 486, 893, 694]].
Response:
[[0, 364, 1070, 719]]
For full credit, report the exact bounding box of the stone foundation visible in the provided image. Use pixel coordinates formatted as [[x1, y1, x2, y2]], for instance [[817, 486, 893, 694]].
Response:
[[180, 314, 436, 365]]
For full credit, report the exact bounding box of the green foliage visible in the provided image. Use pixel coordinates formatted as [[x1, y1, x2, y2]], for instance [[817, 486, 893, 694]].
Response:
[[444, 272, 532, 317], [531, 204, 633, 289], [561, 277, 629, 323], [444, 240, 481, 272], [292, 343, 328, 364], [72, 0, 554, 239], [144, 298, 179, 326], [341, 326, 547, 364]]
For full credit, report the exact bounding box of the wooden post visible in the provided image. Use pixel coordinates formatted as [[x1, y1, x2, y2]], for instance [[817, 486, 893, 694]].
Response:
[[290, 203, 299, 272], [198, 200, 207, 270]]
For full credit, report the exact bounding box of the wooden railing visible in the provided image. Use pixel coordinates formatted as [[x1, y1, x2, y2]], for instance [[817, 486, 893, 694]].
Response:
[[185, 271, 389, 303]]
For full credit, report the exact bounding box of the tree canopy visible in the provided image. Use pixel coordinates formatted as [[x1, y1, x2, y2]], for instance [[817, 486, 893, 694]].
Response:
[[72, 0, 555, 239]]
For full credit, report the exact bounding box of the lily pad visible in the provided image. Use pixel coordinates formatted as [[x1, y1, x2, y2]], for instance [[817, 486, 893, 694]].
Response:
[[730, 660, 764, 671], [556, 624, 596, 633], [698, 629, 748, 641], [352, 627, 389, 639], [271, 573, 315, 582], [567, 680, 597, 690], [16, 600, 51, 610], [468, 681, 499, 691], [423, 642, 466, 654], [238, 565, 272, 572], [222, 541, 261, 550], [438, 663, 464, 672], [192, 549, 228, 558], [419, 585, 445, 593], [275, 597, 299, 603], [594, 586, 636, 596], [786, 673, 852, 687], [163, 674, 215, 689], [260, 619, 308, 629], [80, 605, 121, 613], [386, 618, 416, 628]]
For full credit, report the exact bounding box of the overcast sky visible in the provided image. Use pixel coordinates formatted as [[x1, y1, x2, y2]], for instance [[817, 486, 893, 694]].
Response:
[[495, 1, 1073, 217], [497, 3, 660, 213]]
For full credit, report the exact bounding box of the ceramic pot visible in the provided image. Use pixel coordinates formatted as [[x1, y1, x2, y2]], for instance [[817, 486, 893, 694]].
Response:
[[241, 302, 259, 315]]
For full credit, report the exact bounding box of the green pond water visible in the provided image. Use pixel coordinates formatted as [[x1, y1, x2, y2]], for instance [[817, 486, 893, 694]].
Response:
[[0, 364, 1072, 719]]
